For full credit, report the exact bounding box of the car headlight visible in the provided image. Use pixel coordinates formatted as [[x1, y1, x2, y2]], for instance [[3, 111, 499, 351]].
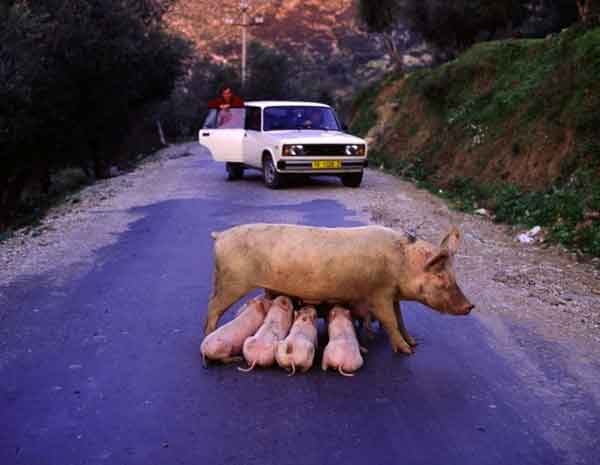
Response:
[[345, 144, 366, 156], [282, 144, 304, 156]]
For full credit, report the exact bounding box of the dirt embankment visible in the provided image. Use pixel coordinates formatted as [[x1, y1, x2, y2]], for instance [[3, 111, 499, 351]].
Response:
[[351, 25, 600, 257], [357, 28, 600, 190]]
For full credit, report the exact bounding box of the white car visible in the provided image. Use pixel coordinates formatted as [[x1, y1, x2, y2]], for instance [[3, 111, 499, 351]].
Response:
[[198, 101, 368, 188]]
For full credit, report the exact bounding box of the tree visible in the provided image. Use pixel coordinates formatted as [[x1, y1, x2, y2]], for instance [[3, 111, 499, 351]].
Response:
[[358, 0, 404, 68], [0, 0, 190, 227], [402, 1, 526, 50], [245, 41, 291, 100], [576, 0, 600, 22]]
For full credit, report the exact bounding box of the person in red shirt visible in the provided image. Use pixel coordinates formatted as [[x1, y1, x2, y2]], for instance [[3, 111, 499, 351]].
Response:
[[207, 85, 245, 110]]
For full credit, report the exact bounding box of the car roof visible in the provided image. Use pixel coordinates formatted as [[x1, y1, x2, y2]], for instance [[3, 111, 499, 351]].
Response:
[[245, 101, 331, 109]]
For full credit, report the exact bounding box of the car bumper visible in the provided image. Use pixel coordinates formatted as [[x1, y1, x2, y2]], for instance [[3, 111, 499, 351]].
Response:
[[276, 159, 368, 174]]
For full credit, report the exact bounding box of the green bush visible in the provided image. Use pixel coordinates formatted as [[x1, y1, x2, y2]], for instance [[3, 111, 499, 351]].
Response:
[[350, 83, 380, 136], [0, 0, 191, 227]]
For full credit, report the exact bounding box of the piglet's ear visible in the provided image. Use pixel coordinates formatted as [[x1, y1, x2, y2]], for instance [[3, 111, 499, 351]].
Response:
[[440, 226, 461, 256], [424, 250, 450, 273]]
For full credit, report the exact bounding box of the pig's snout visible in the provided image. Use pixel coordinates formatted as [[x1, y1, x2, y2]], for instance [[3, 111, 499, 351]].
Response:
[[448, 287, 474, 315], [458, 303, 475, 315]]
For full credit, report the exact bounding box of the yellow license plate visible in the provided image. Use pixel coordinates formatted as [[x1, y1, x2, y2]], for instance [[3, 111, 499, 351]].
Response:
[[311, 160, 342, 169]]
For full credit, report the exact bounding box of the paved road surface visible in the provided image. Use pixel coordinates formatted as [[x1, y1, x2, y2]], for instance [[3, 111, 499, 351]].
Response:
[[1, 146, 598, 465]]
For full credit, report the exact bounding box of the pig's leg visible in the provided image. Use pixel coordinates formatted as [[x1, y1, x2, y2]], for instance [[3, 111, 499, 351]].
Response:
[[364, 313, 376, 340], [204, 283, 254, 335], [395, 301, 417, 347], [369, 297, 412, 355]]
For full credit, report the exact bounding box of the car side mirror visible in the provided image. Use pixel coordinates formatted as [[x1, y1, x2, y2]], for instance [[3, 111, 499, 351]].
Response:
[[341, 123, 349, 132]]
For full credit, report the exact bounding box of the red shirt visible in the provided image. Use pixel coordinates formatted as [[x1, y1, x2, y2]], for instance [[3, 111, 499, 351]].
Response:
[[207, 95, 245, 109]]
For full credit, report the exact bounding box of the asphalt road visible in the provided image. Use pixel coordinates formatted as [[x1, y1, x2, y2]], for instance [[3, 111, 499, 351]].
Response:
[[1, 147, 598, 465]]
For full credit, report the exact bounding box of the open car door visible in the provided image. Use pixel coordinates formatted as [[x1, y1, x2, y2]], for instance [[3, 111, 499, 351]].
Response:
[[198, 108, 245, 162]]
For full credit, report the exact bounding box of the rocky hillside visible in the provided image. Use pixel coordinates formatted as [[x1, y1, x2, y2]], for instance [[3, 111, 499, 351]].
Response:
[[351, 25, 600, 256], [166, 0, 427, 95]]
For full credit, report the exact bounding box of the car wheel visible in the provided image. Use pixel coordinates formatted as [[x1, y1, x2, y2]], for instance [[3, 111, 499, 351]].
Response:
[[262, 156, 284, 189], [341, 171, 363, 188], [226, 162, 244, 180]]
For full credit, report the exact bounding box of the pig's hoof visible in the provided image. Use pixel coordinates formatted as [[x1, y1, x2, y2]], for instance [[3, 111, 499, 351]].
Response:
[[392, 343, 413, 355], [406, 335, 417, 347]]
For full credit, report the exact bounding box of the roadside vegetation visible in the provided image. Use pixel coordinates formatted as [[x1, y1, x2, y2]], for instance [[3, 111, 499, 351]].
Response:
[[0, 0, 341, 234], [0, 0, 190, 230], [352, 23, 600, 256]]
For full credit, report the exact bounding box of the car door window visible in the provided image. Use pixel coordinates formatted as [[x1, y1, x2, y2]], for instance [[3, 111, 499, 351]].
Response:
[[205, 108, 246, 129], [244, 107, 262, 131]]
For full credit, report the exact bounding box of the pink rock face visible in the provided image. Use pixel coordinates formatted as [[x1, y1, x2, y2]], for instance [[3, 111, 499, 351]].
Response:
[[275, 306, 318, 376], [200, 296, 270, 365], [205, 224, 474, 354], [240, 296, 294, 372], [322, 306, 364, 376]]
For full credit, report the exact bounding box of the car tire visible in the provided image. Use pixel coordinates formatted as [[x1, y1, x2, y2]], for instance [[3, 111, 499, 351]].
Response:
[[341, 171, 363, 188], [226, 162, 244, 180], [262, 156, 284, 189]]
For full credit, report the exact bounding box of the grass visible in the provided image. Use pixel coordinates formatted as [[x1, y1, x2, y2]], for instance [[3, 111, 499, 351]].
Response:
[[354, 24, 600, 258], [371, 152, 600, 256], [408, 25, 600, 141], [349, 82, 381, 136]]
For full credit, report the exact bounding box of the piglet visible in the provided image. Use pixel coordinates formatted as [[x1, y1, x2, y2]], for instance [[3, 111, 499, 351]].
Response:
[[239, 296, 294, 372], [275, 306, 318, 376], [322, 306, 366, 377], [200, 296, 270, 367]]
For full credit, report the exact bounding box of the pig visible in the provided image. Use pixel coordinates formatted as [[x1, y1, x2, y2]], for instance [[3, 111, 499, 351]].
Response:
[[275, 306, 318, 376], [239, 296, 294, 372], [348, 300, 376, 339], [349, 301, 416, 348], [205, 224, 474, 355], [321, 306, 366, 377], [200, 296, 271, 367]]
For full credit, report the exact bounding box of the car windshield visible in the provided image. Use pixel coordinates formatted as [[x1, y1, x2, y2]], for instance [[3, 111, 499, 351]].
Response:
[[263, 106, 341, 131]]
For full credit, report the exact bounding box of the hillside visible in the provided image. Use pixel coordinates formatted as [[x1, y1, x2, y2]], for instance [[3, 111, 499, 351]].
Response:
[[166, 0, 426, 95], [351, 25, 600, 256]]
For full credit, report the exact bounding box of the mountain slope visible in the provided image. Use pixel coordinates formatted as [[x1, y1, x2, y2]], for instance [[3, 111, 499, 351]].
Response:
[[165, 0, 427, 94]]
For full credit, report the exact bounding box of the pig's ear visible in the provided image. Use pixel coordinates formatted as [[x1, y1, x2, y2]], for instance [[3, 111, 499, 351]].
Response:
[[440, 226, 461, 256], [424, 250, 450, 273]]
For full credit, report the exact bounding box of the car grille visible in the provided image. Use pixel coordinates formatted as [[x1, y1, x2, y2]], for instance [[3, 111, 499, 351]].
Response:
[[302, 144, 348, 157]]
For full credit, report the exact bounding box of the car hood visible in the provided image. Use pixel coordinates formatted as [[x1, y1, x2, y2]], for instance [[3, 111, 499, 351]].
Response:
[[264, 130, 366, 145]]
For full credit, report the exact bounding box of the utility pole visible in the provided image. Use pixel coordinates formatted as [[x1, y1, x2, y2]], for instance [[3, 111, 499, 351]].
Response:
[[225, 1, 265, 89]]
